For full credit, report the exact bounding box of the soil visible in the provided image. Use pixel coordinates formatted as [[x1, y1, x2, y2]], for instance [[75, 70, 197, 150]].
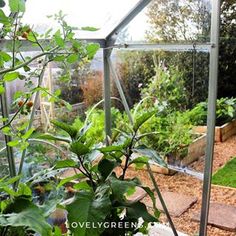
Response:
[[120, 135, 236, 236]]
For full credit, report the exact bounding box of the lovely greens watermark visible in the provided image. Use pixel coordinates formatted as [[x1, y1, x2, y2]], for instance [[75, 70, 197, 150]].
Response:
[[70, 221, 144, 230]]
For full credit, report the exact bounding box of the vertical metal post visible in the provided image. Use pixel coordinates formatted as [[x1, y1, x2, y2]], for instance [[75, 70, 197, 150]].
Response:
[[0, 82, 16, 178], [103, 48, 112, 142], [199, 1, 220, 235]]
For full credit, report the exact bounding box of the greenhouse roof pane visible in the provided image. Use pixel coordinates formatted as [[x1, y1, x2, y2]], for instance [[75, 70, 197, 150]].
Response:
[[117, 0, 211, 44], [21, 0, 140, 39]]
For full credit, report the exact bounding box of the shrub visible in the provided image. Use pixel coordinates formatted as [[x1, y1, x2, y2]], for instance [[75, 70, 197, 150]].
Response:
[[80, 71, 103, 107], [187, 97, 236, 126], [141, 58, 188, 112]]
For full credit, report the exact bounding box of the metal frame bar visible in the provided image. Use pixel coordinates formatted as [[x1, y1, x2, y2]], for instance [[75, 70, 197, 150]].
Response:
[[106, 0, 152, 44], [103, 48, 112, 141], [113, 43, 211, 52], [199, 0, 221, 235], [107, 58, 133, 125]]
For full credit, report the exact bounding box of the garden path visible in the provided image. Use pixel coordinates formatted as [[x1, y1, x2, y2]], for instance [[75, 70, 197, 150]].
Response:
[[121, 135, 236, 236]]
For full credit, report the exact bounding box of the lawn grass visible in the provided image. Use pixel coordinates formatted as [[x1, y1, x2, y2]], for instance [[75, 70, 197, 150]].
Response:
[[212, 157, 236, 188]]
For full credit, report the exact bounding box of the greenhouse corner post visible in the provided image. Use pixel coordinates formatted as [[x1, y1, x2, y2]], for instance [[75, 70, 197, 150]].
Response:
[[199, 0, 221, 235], [103, 48, 112, 143]]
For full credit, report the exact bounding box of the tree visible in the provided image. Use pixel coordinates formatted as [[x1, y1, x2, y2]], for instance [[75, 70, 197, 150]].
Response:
[[146, 0, 236, 101]]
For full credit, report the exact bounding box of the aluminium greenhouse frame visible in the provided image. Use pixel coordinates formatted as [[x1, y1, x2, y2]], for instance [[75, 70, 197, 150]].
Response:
[[0, 0, 221, 235]]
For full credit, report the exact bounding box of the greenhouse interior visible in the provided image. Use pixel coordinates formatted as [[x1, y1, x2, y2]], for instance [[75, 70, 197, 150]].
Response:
[[0, 0, 235, 235]]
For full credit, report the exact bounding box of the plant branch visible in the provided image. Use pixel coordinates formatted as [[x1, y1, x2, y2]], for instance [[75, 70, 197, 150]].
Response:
[[0, 47, 59, 76], [121, 131, 136, 180], [0, 98, 29, 131], [77, 155, 96, 191]]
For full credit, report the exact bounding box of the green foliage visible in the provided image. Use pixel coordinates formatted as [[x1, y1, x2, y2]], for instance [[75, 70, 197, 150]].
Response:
[[72, 107, 121, 144], [212, 157, 236, 188], [9, 0, 25, 12], [187, 97, 236, 126], [35, 108, 165, 235], [137, 109, 193, 158], [114, 51, 156, 108], [141, 59, 188, 112]]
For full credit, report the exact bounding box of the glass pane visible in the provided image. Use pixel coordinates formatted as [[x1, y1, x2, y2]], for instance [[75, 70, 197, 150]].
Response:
[[117, 0, 211, 44], [21, 0, 140, 39], [112, 49, 209, 109]]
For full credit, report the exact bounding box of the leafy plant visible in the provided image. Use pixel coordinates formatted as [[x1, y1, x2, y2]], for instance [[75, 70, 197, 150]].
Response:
[[38, 110, 166, 236], [136, 109, 193, 161], [141, 57, 188, 112], [187, 97, 236, 126], [72, 107, 121, 145]]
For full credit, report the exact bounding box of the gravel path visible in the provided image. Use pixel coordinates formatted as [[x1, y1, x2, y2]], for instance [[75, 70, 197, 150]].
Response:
[[122, 135, 236, 236]]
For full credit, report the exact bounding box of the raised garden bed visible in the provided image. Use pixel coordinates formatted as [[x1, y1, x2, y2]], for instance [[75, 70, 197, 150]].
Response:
[[129, 134, 206, 175], [193, 119, 236, 142]]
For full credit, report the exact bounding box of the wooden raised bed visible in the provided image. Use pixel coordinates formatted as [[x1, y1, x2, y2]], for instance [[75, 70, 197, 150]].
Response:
[[129, 134, 206, 175], [193, 119, 236, 142]]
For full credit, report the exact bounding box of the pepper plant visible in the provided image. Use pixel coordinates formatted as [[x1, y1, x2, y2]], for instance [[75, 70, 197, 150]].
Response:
[[37, 109, 166, 236]]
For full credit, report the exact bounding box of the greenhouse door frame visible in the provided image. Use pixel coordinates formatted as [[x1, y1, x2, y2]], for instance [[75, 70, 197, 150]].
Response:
[[101, 1, 221, 235]]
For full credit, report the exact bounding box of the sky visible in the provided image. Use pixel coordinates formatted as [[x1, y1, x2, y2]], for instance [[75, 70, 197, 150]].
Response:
[[22, 0, 149, 40]]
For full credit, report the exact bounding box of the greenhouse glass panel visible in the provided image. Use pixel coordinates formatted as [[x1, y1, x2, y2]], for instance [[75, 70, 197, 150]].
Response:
[[117, 0, 211, 44], [20, 0, 140, 39]]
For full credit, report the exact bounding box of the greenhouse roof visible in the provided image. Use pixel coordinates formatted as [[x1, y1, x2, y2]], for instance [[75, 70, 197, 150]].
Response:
[[21, 0, 146, 40]]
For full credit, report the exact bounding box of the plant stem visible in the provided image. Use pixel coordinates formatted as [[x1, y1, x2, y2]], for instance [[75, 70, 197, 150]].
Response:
[[121, 132, 136, 180], [0, 47, 58, 76], [77, 155, 96, 191], [17, 63, 47, 176], [0, 81, 16, 178]]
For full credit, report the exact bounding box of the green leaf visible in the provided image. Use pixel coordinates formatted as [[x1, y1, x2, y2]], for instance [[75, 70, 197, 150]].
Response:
[[17, 183, 32, 196], [109, 176, 139, 201], [9, 0, 25, 12], [81, 26, 99, 31], [36, 133, 71, 143], [0, 9, 9, 24], [0, 51, 11, 62], [51, 120, 78, 139], [53, 55, 65, 62], [73, 181, 92, 191], [67, 54, 78, 63], [67, 187, 111, 236], [1, 198, 51, 236], [129, 156, 149, 169], [7, 139, 19, 147], [22, 128, 35, 140], [98, 159, 117, 179], [55, 159, 77, 169], [126, 201, 157, 223], [86, 43, 100, 59], [54, 89, 61, 96], [70, 141, 90, 156], [0, 85, 5, 95], [3, 72, 19, 82], [57, 173, 84, 188], [13, 91, 23, 100], [23, 65, 31, 72], [133, 111, 155, 132], [98, 145, 123, 153], [133, 148, 167, 167], [54, 30, 65, 47]]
